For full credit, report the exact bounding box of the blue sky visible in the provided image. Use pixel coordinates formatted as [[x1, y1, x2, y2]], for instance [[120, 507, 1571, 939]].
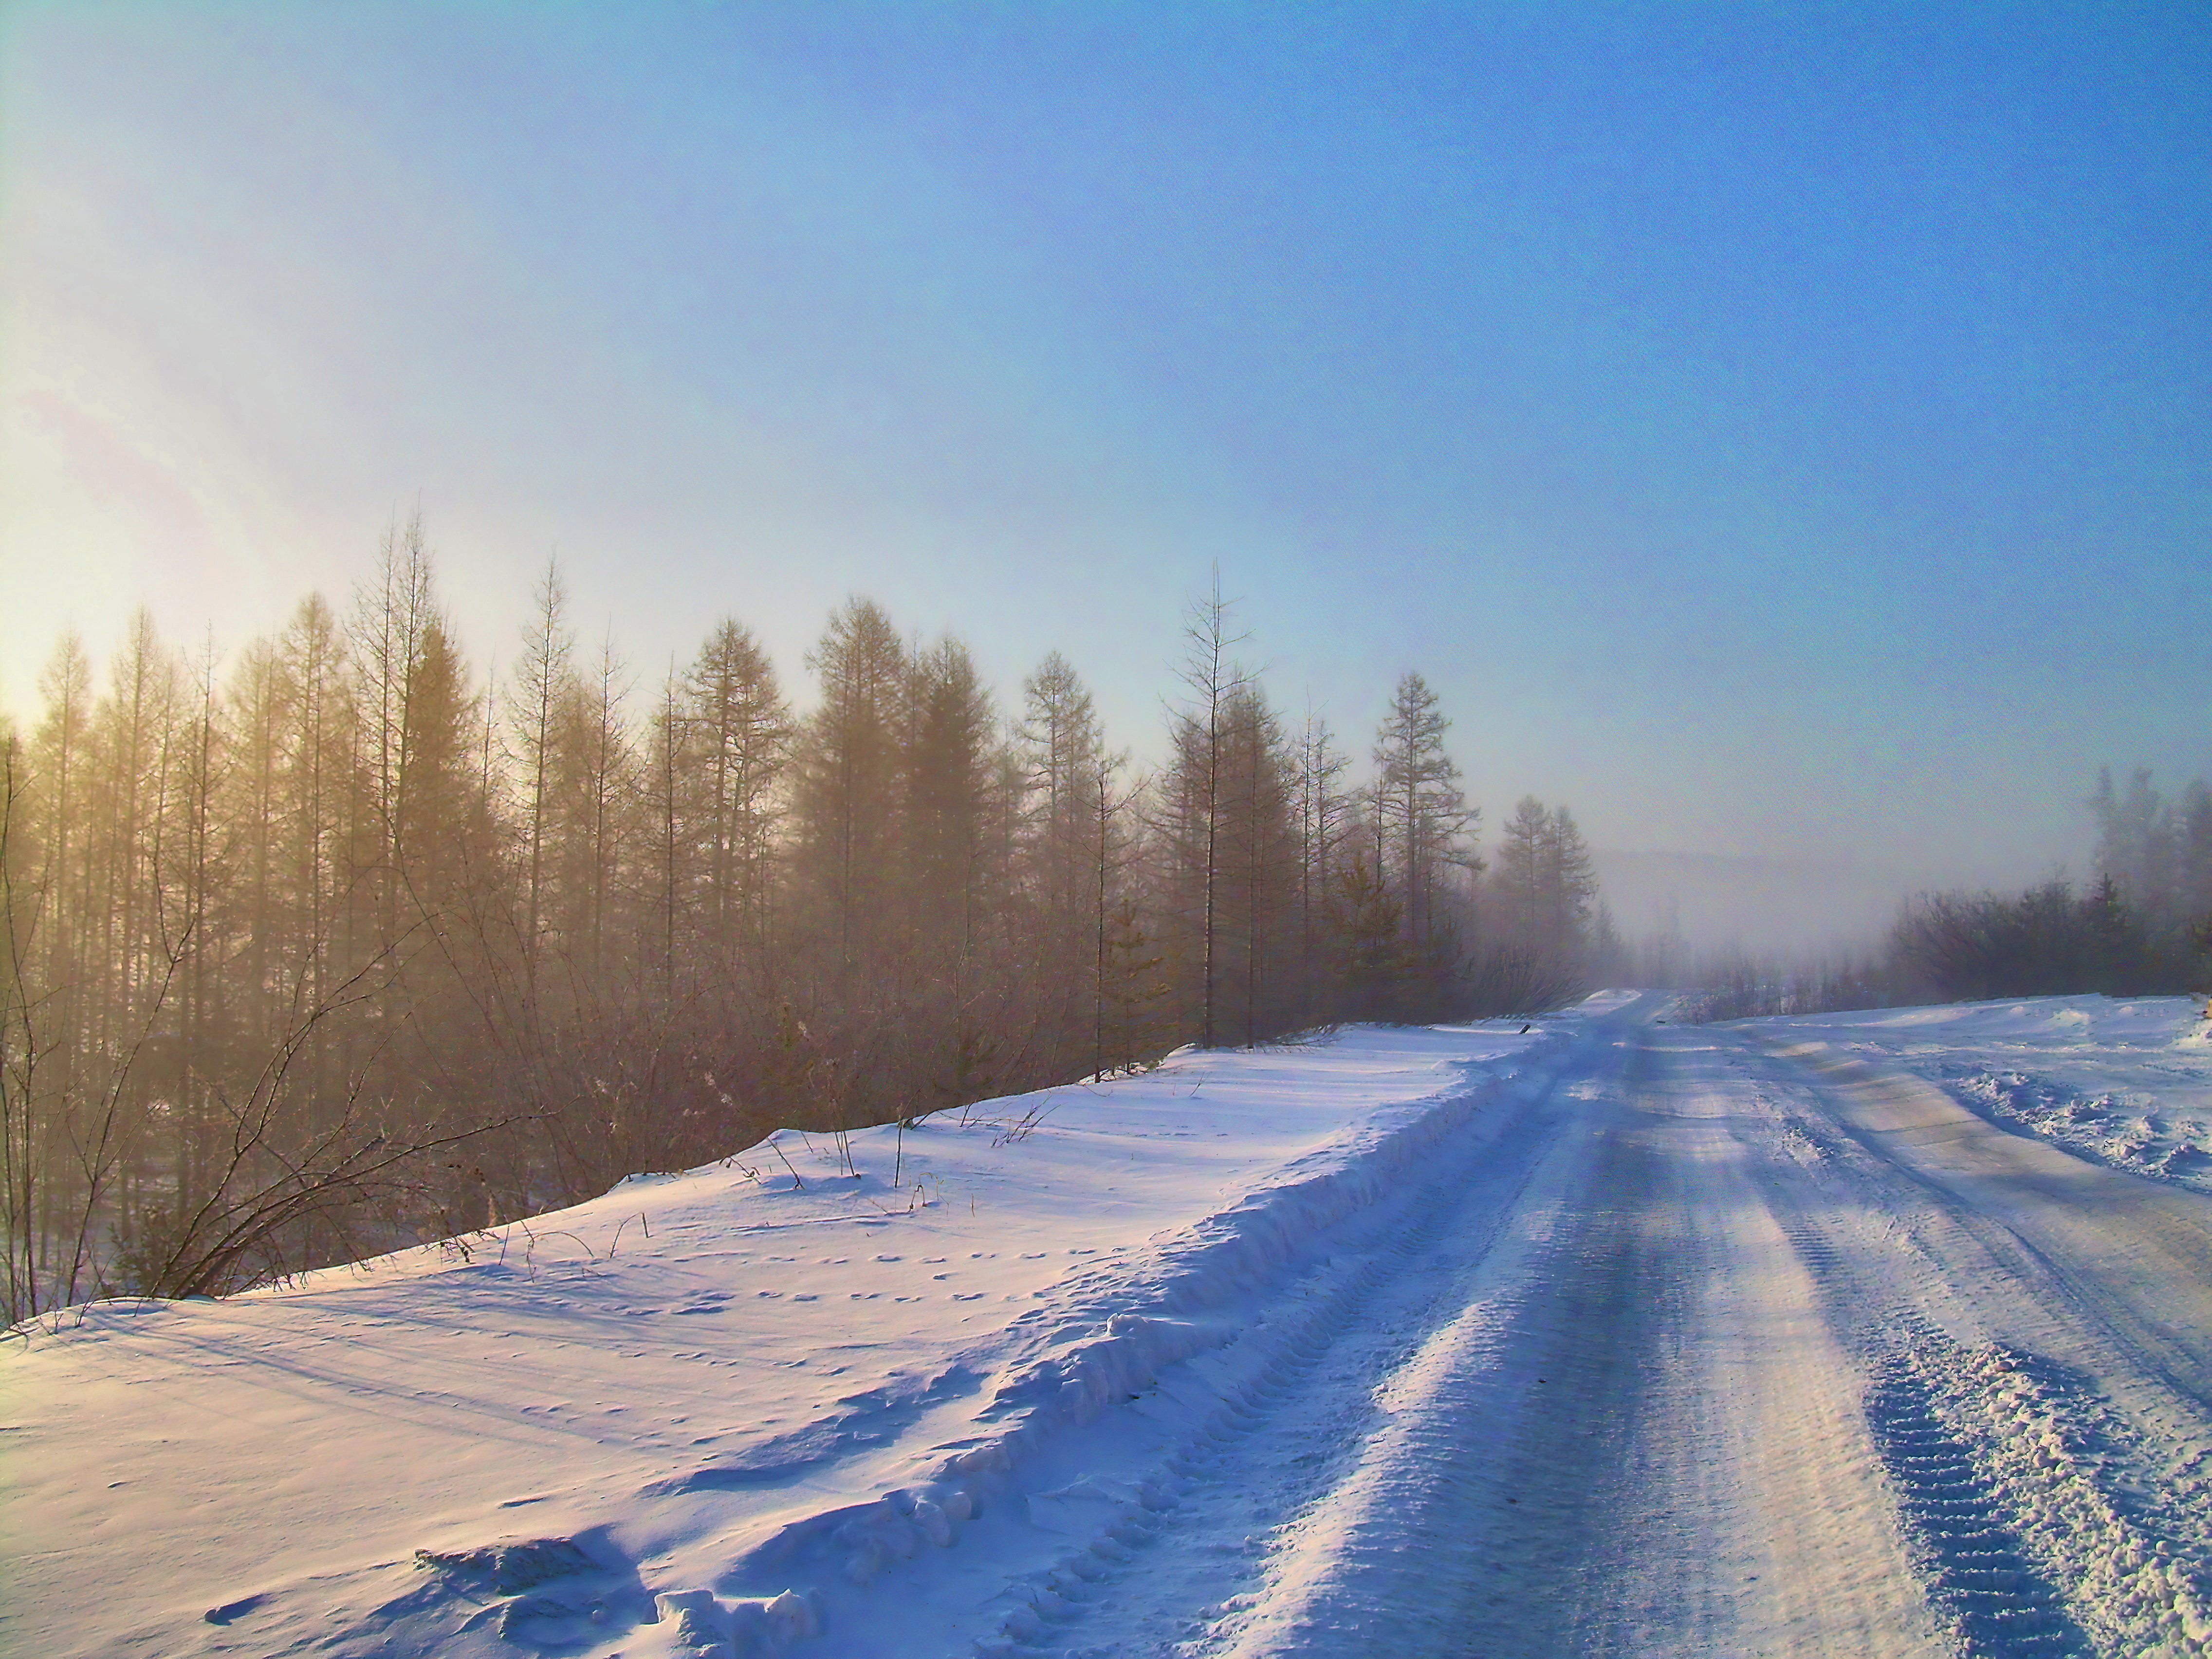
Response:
[[1, 1, 2205, 906]]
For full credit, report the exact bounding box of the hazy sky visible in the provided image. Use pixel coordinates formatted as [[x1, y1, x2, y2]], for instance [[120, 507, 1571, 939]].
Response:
[[2, 1, 2205, 903]]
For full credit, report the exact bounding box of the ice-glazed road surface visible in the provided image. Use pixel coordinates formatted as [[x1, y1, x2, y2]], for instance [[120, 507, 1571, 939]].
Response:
[[7, 994, 2212, 1658]]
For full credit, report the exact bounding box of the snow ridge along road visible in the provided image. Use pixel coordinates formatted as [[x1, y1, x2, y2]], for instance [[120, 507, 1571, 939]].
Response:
[[6, 993, 2212, 1657]]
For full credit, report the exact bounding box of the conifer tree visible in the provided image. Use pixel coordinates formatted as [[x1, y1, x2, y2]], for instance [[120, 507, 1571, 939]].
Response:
[[794, 598, 905, 983], [1087, 742, 1140, 1075], [509, 556, 577, 995], [903, 637, 997, 965], [272, 594, 350, 1113], [552, 632, 633, 984], [1371, 671, 1471, 958], [1493, 795, 1552, 951], [1216, 682, 1296, 1044], [1015, 651, 1105, 1047], [349, 511, 439, 953], [1492, 796, 1596, 969], [684, 618, 788, 966], [0, 714, 37, 1320], [637, 663, 694, 1000], [1293, 709, 1351, 1025], [1330, 839, 1408, 1020], [1165, 572, 1251, 1048], [30, 634, 93, 1119], [1542, 806, 1599, 961]]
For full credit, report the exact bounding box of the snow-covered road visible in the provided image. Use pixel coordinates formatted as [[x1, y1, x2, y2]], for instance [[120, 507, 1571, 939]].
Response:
[[8, 995, 2212, 1657], [1018, 1005, 2212, 1657]]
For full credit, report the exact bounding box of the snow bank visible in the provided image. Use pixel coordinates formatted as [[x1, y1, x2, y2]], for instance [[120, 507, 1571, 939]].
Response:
[[1, 1015, 1588, 1659], [1871, 1328, 2212, 1655], [1741, 994, 2212, 1196]]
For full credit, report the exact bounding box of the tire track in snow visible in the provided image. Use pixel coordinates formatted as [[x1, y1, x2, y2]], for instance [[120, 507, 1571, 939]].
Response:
[[1861, 1355, 2089, 1655], [1127, 1022, 1938, 1658], [1763, 1039, 2212, 1413], [1474, 1032, 1941, 1658], [1438, 1067, 1695, 1657], [964, 1036, 1601, 1657], [1203, 1081, 1629, 1656], [1744, 1035, 2212, 1657]]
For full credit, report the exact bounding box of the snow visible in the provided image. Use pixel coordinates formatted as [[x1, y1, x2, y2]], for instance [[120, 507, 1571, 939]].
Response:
[[8, 989, 2212, 1659], [1743, 994, 2212, 1196], [0, 1016, 1583, 1659]]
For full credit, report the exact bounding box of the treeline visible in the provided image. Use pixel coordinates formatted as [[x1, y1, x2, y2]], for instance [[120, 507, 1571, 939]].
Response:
[[1890, 766, 2212, 1002], [1684, 766, 2212, 1021], [0, 519, 1604, 1319]]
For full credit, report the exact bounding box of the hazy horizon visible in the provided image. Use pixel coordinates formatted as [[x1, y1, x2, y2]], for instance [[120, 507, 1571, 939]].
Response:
[[5, 2, 2204, 912]]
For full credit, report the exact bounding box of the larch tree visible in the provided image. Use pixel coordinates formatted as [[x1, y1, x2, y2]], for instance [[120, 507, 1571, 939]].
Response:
[[1492, 795, 1596, 968], [29, 635, 93, 1124], [1166, 571, 1251, 1049], [223, 634, 293, 1059], [903, 636, 997, 974], [552, 631, 633, 985], [395, 615, 484, 927], [1, 714, 37, 1321], [794, 598, 905, 984], [683, 618, 789, 969], [1293, 708, 1351, 1024], [902, 635, 1005, 1104], [1542, 806, 1599, 963], [170, 635, 234, 1218], [637, 662, 694, 1000], [273, 594, 350, 1119], [1016, 652, 1102, 916], [1213, 682, 1297, 1045], [1014, 650, 1105, 1048], [1493, 795, 1553, 951], [1371, 671, 1471, 959], [508, 555, 577, 1000], [58, 608, 185, 1299], [348, 511, 444, 970], [1086, 741, 1143, 1078]]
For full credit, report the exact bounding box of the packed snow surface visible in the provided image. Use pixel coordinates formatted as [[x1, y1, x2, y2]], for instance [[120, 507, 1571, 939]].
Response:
[[1748, 994, 2212, 1196], [6, 992, 2212, 1658]]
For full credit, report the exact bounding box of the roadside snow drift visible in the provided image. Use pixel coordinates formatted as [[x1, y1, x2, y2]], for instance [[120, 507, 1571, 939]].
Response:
[[1, 1016, 1583, 1659], [1748, 994, 2212, 1196]]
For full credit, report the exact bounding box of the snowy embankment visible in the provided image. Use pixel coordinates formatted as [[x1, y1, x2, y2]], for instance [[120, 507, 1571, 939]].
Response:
[[1741, 994, 2212, 1194], [1, 1010, 1604, 1659]]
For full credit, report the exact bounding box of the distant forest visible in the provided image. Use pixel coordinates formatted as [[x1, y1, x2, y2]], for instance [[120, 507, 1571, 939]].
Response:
[[1688, 768, 2212, 1022], [0, 516, 1609, 1319]]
